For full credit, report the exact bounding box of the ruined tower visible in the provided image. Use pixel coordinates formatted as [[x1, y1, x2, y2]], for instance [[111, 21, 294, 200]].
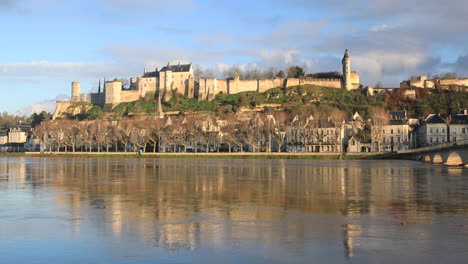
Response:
[[71, 82, 81, 102], [342, 49, 351, 91]]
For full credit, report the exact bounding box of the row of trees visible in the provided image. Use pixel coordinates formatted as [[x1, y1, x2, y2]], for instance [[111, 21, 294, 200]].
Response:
[[193, 65, 309, 80], [35, 106, 356, 154]]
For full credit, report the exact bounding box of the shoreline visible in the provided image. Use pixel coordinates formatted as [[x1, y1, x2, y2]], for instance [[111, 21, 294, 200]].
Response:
[[0, 152, 390, 160]]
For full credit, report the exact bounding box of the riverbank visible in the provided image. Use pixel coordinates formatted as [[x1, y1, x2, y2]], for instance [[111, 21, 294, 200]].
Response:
[[0, 152, 391, 160]]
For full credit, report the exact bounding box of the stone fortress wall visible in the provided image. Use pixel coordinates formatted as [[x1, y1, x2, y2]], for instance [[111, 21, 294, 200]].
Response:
[[400, 75, 468, 89], [54, 50, 360, 118]]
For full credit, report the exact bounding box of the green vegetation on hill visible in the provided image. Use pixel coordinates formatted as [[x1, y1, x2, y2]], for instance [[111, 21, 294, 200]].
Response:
[[57, 84, 468, 120], [386, 86, 468, 118], [106, 84, 384, 117]]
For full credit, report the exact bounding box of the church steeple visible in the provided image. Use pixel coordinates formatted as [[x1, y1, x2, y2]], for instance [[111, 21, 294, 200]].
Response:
[[98, 79, 101, 93]]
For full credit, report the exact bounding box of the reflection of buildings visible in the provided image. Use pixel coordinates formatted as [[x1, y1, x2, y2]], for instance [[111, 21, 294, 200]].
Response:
[[0, 157, 27, 184], [4, 158, 466, 259]]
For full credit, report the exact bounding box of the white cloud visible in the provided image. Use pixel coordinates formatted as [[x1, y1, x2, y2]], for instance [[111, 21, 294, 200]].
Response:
[[15, 94, 69, 117], [0, 61, 130, 81], [370, 24, 390, 32]]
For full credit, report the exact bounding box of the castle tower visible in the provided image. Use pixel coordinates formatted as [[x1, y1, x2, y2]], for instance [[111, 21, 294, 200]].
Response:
[[342, 49, 351, 91], [71, 82, 81, 102]]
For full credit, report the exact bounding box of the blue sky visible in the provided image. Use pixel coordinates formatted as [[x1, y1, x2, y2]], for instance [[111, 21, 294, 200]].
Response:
[[1, 0, 468, 115]]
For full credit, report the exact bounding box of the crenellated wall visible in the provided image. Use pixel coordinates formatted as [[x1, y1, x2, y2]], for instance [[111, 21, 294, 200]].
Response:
[[401, 76, 468, 89], [198, 76, 349, 101]]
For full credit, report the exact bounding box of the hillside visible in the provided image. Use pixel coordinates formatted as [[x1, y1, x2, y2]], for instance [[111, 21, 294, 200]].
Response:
[[55, 84, 468, 121], [109, 85, 385, 118]]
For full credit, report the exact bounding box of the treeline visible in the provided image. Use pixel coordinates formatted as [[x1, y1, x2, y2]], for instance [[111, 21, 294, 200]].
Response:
[[386, 86, 468, 118], [0, 111, 51, 130], [194, 65, 337, 80], [35, 106, 350, 153]]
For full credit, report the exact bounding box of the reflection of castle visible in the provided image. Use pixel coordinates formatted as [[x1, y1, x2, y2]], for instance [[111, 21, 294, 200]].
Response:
[[17, 159, 442, 256], [53, 50, 361, 117]]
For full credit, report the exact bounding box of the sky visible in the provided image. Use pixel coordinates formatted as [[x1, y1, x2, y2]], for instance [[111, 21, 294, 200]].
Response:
[[1, 0, 468, 115]]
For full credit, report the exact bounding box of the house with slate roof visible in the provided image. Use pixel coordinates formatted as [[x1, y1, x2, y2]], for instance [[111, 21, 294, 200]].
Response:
[[418, 114, 448, 147]]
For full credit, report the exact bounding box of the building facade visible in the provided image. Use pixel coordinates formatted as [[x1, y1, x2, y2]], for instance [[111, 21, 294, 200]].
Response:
[[418, 114, 448, 147]]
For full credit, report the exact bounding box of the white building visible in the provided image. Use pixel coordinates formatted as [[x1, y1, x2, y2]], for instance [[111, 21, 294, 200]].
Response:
[[0, 133, 8, 145], [449, 110, 468, 142], [418, 114, 448, 147], [8, 127, 28, 144]]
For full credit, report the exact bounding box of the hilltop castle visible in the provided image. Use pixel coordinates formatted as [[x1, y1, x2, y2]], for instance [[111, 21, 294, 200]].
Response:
[[400, 75, 468, 89], [53, 50, 360, 118]]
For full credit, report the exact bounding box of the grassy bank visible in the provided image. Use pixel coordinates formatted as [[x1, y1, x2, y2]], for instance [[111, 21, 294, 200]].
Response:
[[6, 152, 390, 160]]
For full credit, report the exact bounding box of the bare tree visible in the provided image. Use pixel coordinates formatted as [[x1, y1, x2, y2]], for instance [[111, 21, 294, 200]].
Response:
[[223, 65, 243, 79], [370, 106, 389, 152]]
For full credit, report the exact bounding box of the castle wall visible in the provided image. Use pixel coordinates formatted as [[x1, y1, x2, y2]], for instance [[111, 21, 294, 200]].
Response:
[[258, 78, 283, 93], [235, 79, 258, 93], [105, 81, 122, 105], [425, 80, 436, 88], [402, 76, 468, 89], [439, 78, 468, 87], [197, 76, 347, 101], [79, 92, 105, 105], [350, 72, 360, 85], [299, 78, 342, 89], [217, 79, 228, 95], [285, 78, 300, 87], [185, 79, 196, 98], [80, 93, 92, 103], [120, 90, 141, 103], [90, 93, 105, 106], [52, 101, 72, 120]]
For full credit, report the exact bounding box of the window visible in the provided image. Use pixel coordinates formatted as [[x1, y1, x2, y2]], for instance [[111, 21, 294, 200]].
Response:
[[463, 128, 467, 134], [442, 137, 445, 143], [398, 129, 401, 134], [430, 128, 433, 133], [454, 137, 457, 142], [436, 137, 439, 143], [383, 137, 386, 143], [430, 137, 433, 143], [397, 137, 400, 143], [436, 128, 439, 133], [453, 128, 457, 134], [391, 129, 394, 134], [442, 128, 445, 133]]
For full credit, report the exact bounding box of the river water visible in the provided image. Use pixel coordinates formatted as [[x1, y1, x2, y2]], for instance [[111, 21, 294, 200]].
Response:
[[0, 157, 467, 263]]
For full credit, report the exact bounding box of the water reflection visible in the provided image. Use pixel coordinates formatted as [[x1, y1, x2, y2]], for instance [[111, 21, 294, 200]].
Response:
[[0, 157, 467, 263]]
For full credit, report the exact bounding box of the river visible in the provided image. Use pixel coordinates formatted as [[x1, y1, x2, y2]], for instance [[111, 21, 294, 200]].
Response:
[[0, 157, 467, 263]]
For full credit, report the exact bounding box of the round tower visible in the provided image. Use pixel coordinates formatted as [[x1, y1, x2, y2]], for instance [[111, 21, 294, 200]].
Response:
[[71, 82, 81, 102], [342, 49, 351, 91]]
